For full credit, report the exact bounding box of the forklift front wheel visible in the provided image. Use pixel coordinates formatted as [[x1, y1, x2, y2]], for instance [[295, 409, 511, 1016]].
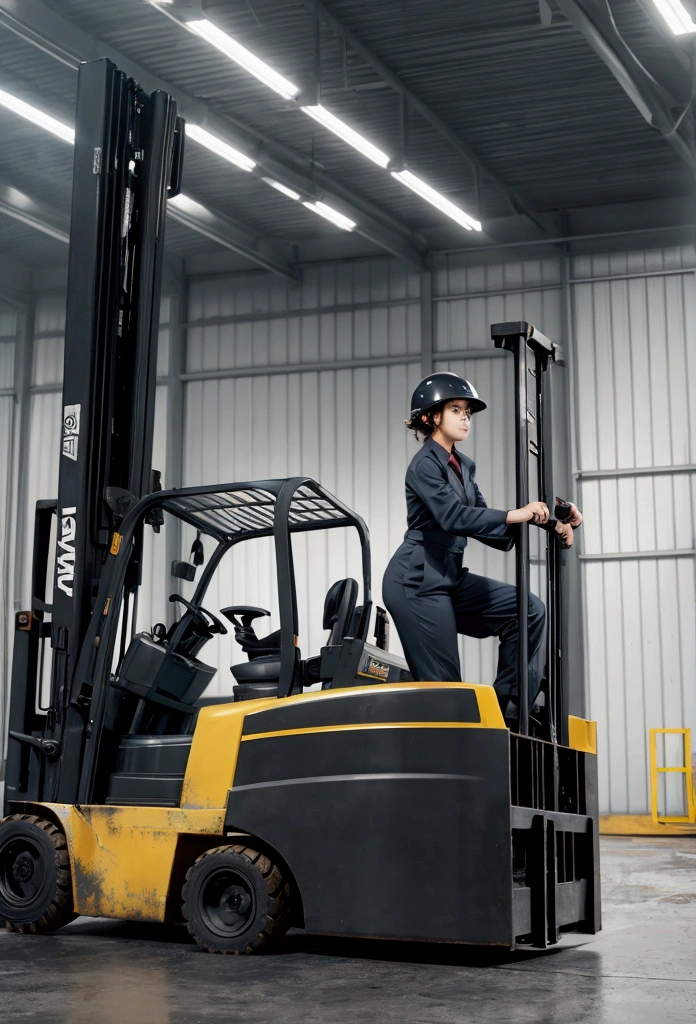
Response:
[[182, 844, 292, 954], [0, 814, 76, 933]]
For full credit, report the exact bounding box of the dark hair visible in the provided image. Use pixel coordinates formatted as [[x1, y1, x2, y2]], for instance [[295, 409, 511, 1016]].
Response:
[[404, 401, 446, 441]]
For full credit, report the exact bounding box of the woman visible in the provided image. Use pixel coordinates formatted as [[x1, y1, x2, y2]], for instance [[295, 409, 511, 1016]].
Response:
[[382, 372, 581, 718]]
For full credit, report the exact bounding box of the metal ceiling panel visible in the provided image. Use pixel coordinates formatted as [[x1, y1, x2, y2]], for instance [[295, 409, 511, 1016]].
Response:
[[0, 0, 690, 269], [0, 24, 77, 109], [0, 212, 67, 266]]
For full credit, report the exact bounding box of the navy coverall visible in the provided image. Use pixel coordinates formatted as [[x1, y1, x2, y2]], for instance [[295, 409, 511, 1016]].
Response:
[[382, 437, 545, 705]]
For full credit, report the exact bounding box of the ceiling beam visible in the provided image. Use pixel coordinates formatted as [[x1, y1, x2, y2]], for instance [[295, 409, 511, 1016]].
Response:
[[168, 198, 300, 281], [0, 159, 299, 280], [0, 0, 429, 270], [303, 0, 551, 236], [0, 175, 70, 242], [633, 0, 693, 74], [555, 0, 696, 172]]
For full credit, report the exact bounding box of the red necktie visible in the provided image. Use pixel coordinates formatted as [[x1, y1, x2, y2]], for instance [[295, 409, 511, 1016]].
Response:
[[448, 453, 463, 480]]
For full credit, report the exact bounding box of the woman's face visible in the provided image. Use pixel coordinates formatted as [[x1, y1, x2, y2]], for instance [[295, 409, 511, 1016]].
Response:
[[432, 399, 472, 442]]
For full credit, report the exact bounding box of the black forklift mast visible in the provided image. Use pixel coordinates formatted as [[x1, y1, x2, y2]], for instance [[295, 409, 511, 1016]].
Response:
[[5, 58, 183, 807], [491, 321, 566, 741]]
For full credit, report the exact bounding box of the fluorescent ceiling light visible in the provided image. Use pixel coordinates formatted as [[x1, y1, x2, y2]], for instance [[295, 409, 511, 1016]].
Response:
[[187, 20, 299, 99], [392, 169, 481, 231], [302, 105, 390, 168], [651, 0, 696, 34], [302, 201, 356, 231], [168, 193, 209, 217], [185, 123, 255, 171], [0, 89, 74, 144], [262, 178, 301, 200]]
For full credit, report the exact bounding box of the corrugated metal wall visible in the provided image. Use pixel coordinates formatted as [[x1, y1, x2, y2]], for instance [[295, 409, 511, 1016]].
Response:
[[2, 246, 693, 815], [182, 257, 564, 694], [570, 246, 696, 815], [182, 247, 695, 816], [182, 261, 422, 688]]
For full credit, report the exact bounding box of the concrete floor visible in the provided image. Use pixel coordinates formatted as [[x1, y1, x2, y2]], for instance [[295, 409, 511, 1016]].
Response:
[[0, 836, 694, 1024]]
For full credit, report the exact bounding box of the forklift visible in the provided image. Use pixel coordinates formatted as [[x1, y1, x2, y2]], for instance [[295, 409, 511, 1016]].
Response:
[[0, 59, 600, 954]]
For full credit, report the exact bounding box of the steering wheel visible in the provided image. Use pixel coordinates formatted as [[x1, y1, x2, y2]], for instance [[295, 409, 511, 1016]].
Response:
[[169, 594, 228, 635]]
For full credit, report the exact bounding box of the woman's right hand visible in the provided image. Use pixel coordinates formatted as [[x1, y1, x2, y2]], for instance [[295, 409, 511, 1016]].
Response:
[[506, 502, 550, 525]]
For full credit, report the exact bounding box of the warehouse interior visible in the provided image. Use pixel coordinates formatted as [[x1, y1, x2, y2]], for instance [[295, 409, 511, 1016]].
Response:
[[0, 1, 694, 1021]]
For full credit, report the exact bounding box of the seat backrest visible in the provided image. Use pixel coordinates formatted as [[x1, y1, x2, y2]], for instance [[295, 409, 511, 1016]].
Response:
[[323, 578, 359, 646]]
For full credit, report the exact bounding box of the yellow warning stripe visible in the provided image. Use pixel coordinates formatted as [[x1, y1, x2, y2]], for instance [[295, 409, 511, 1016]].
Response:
[[241, 720, 498, 742]]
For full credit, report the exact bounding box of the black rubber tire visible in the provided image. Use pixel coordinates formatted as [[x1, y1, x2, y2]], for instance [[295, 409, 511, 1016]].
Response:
[[182, 844, 291, 954], [0, 814, 76, 933]]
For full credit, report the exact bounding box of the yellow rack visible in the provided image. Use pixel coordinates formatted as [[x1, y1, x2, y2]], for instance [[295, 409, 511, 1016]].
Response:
[[649, 728, 696, 824]]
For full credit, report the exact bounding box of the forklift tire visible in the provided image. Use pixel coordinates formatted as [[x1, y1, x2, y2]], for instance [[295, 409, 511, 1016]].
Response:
[[182, 844, 292, 954], [0, 815, 77, 933]]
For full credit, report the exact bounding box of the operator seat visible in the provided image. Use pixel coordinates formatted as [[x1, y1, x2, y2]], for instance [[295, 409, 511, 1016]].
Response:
[[225, 579, 359, 700], [220, 607, 282, 701]]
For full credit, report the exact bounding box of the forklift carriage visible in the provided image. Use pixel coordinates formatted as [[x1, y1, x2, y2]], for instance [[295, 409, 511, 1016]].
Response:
[[0, 58, 599, 955]]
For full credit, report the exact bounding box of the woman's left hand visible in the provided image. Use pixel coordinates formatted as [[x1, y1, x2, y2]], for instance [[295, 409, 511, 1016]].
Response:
[[567, 503, 583, 527], [555, 521, 574, 548]]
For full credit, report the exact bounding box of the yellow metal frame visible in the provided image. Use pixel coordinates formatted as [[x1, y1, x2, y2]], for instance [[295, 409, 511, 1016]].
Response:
[[567, 716, 597, 755], [600, 814, 696, 836], [649, 728, 696, 824], [46, 803, 224, 921]]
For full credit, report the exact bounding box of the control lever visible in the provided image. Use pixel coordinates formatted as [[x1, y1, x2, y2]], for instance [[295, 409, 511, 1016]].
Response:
[[554, 497, 573, 523], [9, 731, 60, 759], [552, 496, 575, 549], [151, 622, 168, 644]]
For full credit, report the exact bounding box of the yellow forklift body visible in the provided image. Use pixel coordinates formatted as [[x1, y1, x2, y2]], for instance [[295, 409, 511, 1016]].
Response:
[[38, 683, 508, 921], [48, 803, 223, 921], [181, 681, 508, 806], [30, 685, 595, 929]]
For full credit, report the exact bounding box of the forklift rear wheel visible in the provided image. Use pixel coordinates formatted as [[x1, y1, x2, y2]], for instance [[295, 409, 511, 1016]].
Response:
[[182, 844, 291, 954], [0, 815, 76, 933]]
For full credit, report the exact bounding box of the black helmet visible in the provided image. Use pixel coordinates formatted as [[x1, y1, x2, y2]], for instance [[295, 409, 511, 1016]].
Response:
[[409, 372, 487, 419]]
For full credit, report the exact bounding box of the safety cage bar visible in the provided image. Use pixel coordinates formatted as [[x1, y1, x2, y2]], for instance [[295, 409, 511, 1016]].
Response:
[[160, 478, 363, 543], [70, 477, 372, 802]]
